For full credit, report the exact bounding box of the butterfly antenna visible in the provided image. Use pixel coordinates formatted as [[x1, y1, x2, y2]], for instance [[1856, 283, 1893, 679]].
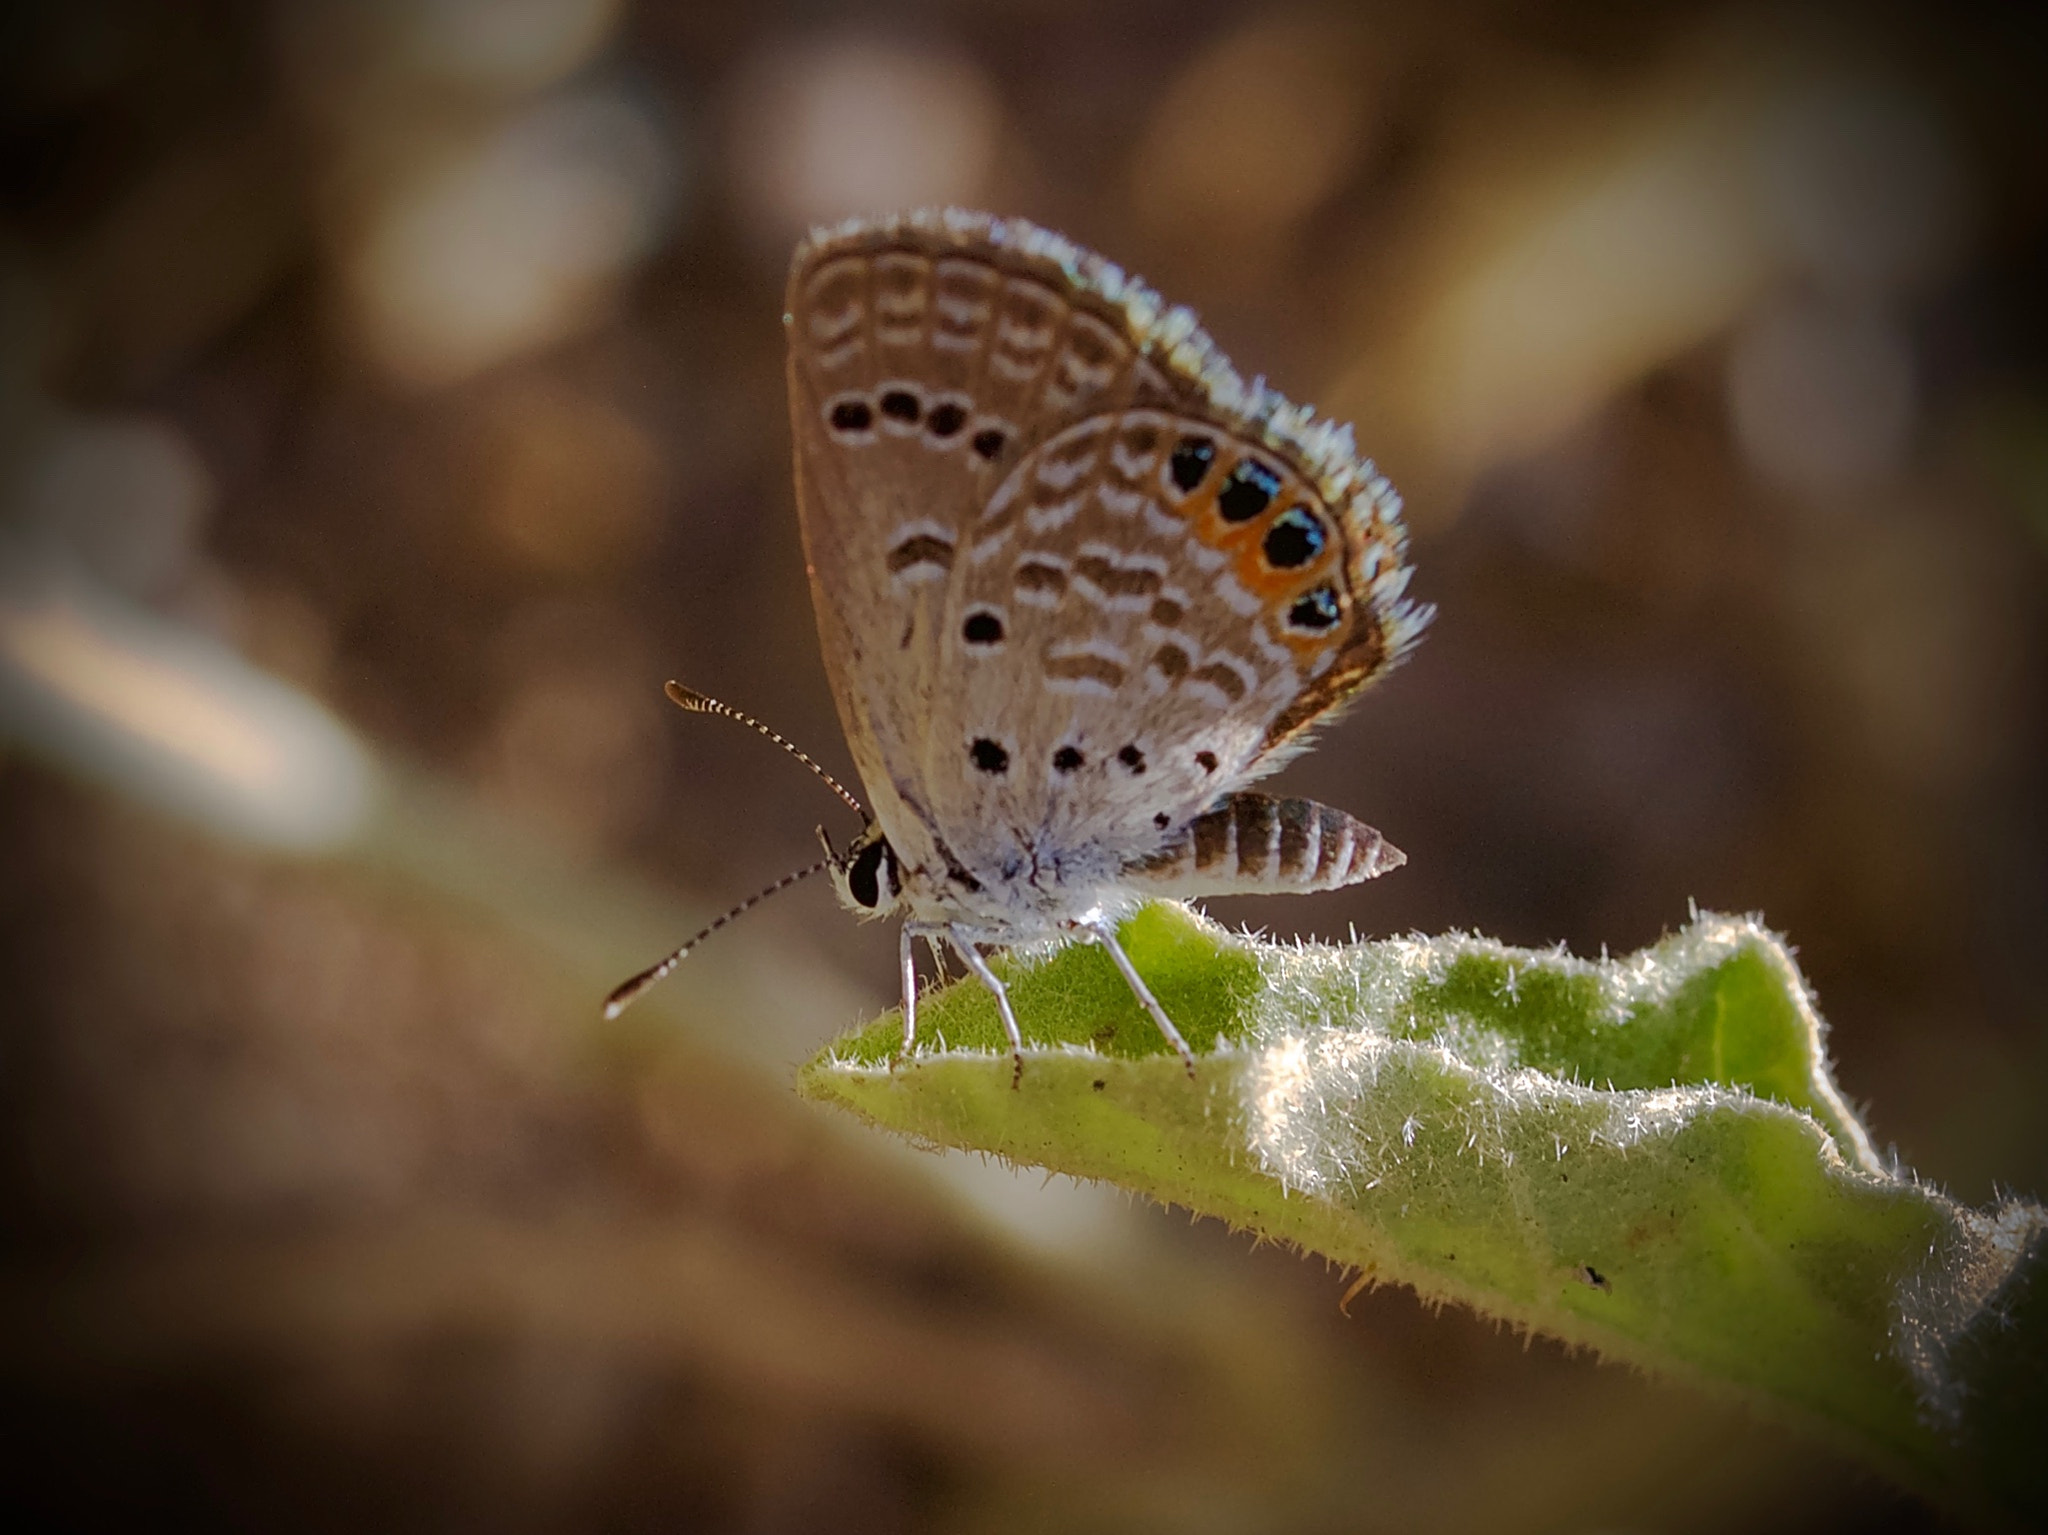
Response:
[[603, 855, 836, 1019], [665, 682, 865, 818]]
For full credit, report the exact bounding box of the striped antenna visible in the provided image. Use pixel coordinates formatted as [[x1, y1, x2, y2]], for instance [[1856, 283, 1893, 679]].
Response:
[[665, 682, 864, 817], [603, 855, 836, 1019]]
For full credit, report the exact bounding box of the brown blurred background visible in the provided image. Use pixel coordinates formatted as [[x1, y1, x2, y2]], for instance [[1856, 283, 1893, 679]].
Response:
[[2, 1, 2044, 1530]]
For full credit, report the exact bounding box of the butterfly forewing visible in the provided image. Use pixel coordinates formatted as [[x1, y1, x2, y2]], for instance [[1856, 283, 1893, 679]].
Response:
[[788, 216, 1184, 873]]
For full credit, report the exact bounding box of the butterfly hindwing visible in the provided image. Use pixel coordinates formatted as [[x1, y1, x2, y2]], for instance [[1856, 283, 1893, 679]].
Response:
[[923, 411, 1377, 879]]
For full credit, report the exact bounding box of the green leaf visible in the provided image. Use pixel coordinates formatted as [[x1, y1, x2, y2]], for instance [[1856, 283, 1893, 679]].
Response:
[[800, 903, 2047, 1523]]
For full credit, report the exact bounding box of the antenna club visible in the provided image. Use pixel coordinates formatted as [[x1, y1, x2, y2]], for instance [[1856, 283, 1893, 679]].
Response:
[[604, 953, 680, 1018]]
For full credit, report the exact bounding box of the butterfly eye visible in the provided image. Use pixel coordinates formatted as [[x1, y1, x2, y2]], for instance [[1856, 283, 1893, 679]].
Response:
[[1262, 506, 1327, 569], [1218, 459, 1281, 522], [847, 838, 888, 908]]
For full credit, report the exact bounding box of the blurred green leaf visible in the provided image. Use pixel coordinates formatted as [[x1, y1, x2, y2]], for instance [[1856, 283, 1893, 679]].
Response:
[[801, 902, 2047, 1523]]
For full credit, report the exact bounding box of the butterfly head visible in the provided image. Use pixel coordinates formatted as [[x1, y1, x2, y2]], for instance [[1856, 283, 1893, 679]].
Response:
[[830, 824, 903, 920]]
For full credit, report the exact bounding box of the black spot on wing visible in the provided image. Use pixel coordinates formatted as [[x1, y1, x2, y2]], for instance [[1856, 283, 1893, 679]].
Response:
[[1169, 436, 1214, 493], [1262, 506, 1327, 569], [1218, 459, 1280, 522]]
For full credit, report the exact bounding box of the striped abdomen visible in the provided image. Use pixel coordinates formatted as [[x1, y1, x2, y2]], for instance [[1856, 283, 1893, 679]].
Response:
[[1123, 794, 1403, 896]]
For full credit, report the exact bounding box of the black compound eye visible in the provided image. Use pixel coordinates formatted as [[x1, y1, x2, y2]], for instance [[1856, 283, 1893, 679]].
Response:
[[829, 399, 872, 433], [1289, 586, 1343, 631], [847, 839, 887, 908], [1168, 436, 1215, 493], [1262, 505, 1327, 569], [1217, 459, 1281, 521]]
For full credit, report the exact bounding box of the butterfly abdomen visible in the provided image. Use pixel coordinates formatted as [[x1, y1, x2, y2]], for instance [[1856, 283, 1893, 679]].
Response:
[[1124, 793, 1402, 896]]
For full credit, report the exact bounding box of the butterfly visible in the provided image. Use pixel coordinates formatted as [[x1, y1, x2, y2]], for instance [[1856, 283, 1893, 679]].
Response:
[[610, 209, 1431, 1082]]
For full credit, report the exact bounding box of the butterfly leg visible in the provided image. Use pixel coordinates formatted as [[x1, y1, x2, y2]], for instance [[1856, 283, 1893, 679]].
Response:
[[897, 922, 920, 1064], [1087, 921, 1197, 1080], [947, 926, 1026, 1089]]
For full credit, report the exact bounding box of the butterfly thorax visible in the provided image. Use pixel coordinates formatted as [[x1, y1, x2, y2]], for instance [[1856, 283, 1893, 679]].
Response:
[[830, 817, 1142, 939]]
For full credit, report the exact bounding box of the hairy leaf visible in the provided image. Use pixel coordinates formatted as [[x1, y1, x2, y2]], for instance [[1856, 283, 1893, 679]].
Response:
[[801, 903, 2046, 1521]]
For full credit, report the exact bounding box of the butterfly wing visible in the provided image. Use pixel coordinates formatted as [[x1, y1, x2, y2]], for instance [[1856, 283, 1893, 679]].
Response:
[[924, 409, 1406, 882], [786, 210, 1430, 894], [787, 210, 1186, 873]]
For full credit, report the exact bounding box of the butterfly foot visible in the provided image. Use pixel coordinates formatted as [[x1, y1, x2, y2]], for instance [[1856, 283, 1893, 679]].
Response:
[[897, 926, 920, 1071], [948, 926, 1028, 1091], [1090, 921, 1200, 1082]]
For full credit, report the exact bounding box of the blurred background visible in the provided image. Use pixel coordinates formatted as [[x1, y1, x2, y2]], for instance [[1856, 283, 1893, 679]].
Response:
[[2, 0, 2044, 1530]]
